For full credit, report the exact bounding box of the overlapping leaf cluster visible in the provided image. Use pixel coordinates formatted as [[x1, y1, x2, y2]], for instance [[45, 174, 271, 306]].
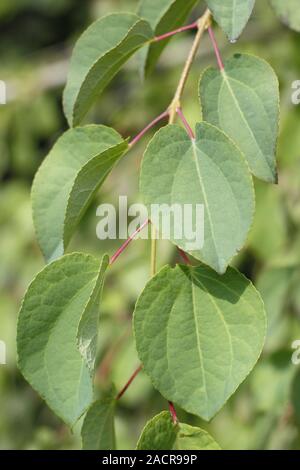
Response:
[[16, 0, 290, 450]]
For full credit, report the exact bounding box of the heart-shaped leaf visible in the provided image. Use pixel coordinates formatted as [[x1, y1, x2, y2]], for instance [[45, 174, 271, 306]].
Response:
[[136, 411, 221, 449], [205, 0, 256, 40], [137, 0, 199, 77], [32, 125, 128, 263], [17, 253, 108, 426], [140, 122, 254, 274], [270, 0, 300, 32], [134, 264, 266, 420], [63, 13, 154, 126], [199, 54, 279, 183], [82, 393, 116, 450]]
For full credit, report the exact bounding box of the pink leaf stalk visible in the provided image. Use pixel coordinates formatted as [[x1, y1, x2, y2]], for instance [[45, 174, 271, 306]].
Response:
[[207, 26, 225, 71]]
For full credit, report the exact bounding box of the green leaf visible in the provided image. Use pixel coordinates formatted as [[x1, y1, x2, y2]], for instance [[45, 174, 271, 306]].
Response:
[[175, 423, 221, 450], [137, 0, 199, 77], [270, 0, 300, 32], [250, 351, 296, 414], [32, 125, 128, 263], [205, 0, 255, 40], [136, 411, 177, 450], [77, 254, 109, 372], [136, 411, 221, 450], [17, 253, 108, 426], [134, 264, 266, 420], [63, 13, 153, 126], [199, 54, 279, 183], [257, 266, 294, 352], [140, 122, 254, 274], [82, 393, 116, 450]]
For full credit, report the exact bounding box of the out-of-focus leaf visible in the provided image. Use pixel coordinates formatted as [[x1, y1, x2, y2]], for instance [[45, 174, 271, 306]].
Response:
[[17, 253, 108, 426], [82, 393, 116, 450], [136, 412, 177, 450], [137, 0, 199, 77], [140, 122, 254, 274], [32, 125, 128, 262], [257, 266, 295, 351], [270, 0, 300, 32]]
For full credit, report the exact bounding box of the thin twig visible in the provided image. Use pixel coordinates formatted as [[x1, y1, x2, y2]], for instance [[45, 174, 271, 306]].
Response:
[[116, 364, 143, 400]]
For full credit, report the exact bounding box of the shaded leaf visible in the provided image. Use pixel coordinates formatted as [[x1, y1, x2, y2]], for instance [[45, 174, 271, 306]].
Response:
[[270, 0, 300, 32], [140, 122, 254, 274], [63, 13, 154, 126], [199, 54, 279, 183], [137, 0, 199, 77], [134, 264, 266, 420], [17, 253, 107, 426], [205, 0, 255, 40], [32, 125, 128, 263], [291, 371, 300, 427]]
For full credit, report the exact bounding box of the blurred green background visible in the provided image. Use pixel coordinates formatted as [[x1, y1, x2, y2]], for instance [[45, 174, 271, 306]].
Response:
[[0, 0, 300, 450]]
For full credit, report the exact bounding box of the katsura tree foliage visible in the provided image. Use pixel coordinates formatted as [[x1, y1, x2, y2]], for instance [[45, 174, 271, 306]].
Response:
[[16, 0, 297, 450]]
